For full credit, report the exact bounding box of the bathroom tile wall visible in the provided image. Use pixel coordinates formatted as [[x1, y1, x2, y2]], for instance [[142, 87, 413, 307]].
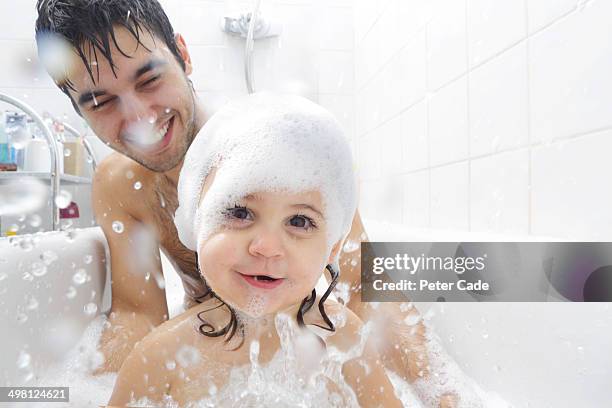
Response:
[[354, 0, 612, 239]]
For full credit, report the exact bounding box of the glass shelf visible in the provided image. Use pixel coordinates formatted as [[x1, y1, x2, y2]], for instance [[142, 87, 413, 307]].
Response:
[[0, 171, 91, 185]]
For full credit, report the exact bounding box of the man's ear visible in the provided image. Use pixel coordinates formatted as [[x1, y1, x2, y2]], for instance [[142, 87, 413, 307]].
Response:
[[327, 239, 343, 265], [175, 33, 193, 75]]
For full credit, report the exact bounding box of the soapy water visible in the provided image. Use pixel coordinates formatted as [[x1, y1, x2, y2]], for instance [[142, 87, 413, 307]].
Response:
[[8, 306, 512, 408], [9, 316, 117, 408]]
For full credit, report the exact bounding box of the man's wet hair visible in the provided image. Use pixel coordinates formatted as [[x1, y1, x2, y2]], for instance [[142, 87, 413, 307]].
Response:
[[35, 0, 186, 112]]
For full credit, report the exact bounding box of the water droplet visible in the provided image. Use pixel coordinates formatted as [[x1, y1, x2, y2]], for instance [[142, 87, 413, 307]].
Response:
[[83, 302, 98, 315], [29, 214, 42, 227], [18, 238, 34, 251], [126, 170, 134, 179], [26, 297, 39, 310], [64, 147, 71, 157], [404, 314, 421, 326], [176, 345, 201, 367], [145, 272, 151, 281], [16, 313, 28, 324], [55, 190, 72, 209], [133, 181, 142, 190], [31, 262, 48, 277], [72, 269, 87, 285], [66, 286, 77, 299], [0, 272, 7, 281], [112, 221, 124, 234], [165, 360, 176, 370], [342, 239, 360, 253], [482, 332, 489, 339], [86, 156, 93, 164], [17, 350, 31, 369], [40, 250, 58, 265], [577, 346, 584, 353], [22, 272, 34, 282], [84, 254, 93, 264]]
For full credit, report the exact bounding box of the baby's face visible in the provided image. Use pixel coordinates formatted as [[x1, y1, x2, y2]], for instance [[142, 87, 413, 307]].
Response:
[[197, 171, 339, 317]]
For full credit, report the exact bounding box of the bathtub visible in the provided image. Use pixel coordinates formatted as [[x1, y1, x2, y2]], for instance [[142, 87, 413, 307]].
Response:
[[1, 222, 610, 407], [363, 219, 612, 408]]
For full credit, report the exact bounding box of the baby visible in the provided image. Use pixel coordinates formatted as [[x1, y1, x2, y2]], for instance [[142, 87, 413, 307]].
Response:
[[108, 93, 402, 407]]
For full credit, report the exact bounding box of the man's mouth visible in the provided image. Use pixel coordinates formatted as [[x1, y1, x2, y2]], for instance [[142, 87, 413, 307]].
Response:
[[238, 272, 285, 289], [123, 116, 175, 153]]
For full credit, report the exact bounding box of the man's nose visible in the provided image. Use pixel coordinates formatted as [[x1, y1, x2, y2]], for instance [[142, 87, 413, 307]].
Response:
[[119, 94, 157, 124], [248, 227, 285, 259]]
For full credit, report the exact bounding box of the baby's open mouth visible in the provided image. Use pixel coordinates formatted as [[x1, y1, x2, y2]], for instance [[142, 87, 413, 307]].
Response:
[[238, 272, 285, 289]]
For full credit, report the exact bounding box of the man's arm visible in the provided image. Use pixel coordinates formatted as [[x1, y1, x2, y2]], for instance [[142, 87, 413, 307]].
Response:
[[92, 155, 169, 373], [338, 211, 458, 407]]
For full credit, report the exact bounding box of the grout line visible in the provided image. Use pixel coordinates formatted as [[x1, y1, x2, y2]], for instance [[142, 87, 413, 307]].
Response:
[[465, 0, 472, 232], [425, 19, 432, 229], [525, 0, 533, 236], [355, 27, 425, 93]]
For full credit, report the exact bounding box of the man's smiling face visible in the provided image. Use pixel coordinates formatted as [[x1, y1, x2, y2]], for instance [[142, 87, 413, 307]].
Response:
[[63, 26, 199, 172]]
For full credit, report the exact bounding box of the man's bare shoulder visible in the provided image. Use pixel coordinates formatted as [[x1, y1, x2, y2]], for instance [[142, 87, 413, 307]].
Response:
[[92, 153, 158, 216]]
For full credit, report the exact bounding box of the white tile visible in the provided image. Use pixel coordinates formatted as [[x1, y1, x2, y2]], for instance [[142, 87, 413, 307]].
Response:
[[527, 0, 577, 34], [429, 77, 469, 166], [396, 0, 433, 45], [318, 94, 355, 141], [402, 170, 430, 228], [0, 41, 56, 89], [430, 161, 469, 230], [354, 0, 378, 44], [531, 130, 612, 239], [269, 47, 318, 95], [469, 43, 528, 157], [376, 0, 402, 69], [189, 46, 230, 91], [394, 31, 427, 115], [401, 100, 428, 172], [0, 1, 37, 40], [355, 90, 367, 136], [379, 115, 403, 176], [357, 131, 381, 181], [470, 149, 529, 234], [529, 0, 612, 142], [426, 0, 467, 90], [318, 6, 354, 50], [318, 51, 354, 94], [467, 0, 526, 67], [170, 1, 226, 46], [362, 79, 382, 133], [360, 175, 404, 224]]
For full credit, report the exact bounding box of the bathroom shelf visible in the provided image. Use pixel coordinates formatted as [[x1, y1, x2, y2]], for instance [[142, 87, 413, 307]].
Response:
[[0, 171, 91, 185]]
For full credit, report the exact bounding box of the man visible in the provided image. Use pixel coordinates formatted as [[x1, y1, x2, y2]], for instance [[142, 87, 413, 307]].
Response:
[[35, 1, 458, 406]]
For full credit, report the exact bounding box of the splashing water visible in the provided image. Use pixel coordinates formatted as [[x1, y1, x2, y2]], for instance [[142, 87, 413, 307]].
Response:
[[111, 221, 125, 234], [55, 190, 72, 209]]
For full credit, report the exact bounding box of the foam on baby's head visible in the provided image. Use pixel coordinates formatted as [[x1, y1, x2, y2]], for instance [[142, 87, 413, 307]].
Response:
[[174, 92, 357, 254]]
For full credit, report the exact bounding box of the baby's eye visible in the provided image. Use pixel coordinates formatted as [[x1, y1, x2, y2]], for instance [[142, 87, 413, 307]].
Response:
[[289, 215, 317, 230], [225, 205, 252, 221]]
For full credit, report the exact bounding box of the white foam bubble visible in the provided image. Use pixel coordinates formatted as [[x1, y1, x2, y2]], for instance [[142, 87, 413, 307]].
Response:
[[174, 92, 357, 254]]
